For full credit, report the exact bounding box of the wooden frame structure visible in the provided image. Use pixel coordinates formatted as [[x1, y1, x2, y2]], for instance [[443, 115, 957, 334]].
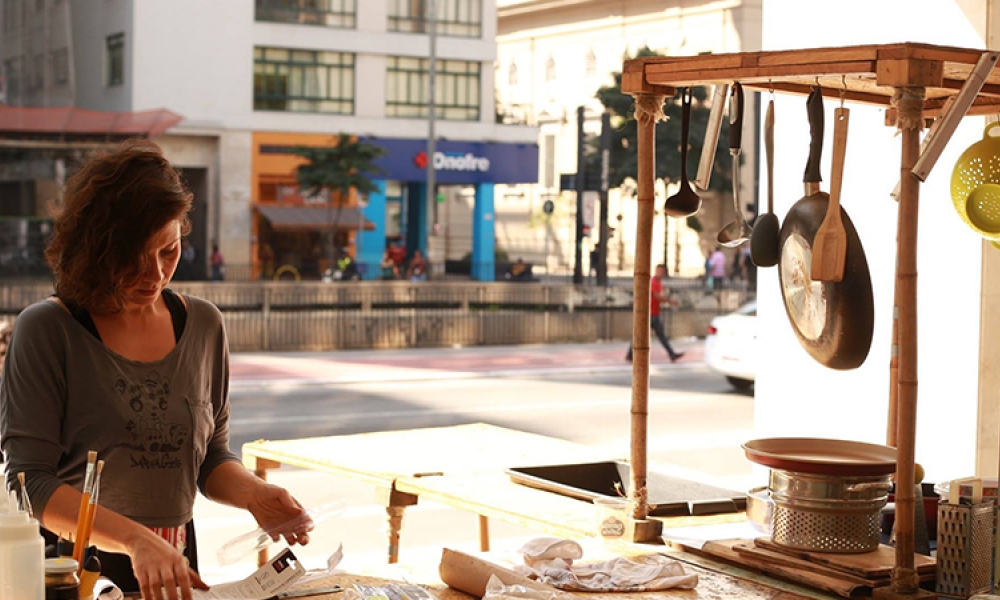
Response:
[[621, 43, 1000, 600]]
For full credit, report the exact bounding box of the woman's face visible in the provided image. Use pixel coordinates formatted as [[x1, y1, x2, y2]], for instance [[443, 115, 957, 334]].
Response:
[[126, 220, 182, 308]]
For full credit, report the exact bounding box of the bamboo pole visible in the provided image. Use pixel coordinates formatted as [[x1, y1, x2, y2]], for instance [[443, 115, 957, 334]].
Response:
[[888, 292, 899, 447], [891, 85, 925, 595], [629, 92, 666, 521]]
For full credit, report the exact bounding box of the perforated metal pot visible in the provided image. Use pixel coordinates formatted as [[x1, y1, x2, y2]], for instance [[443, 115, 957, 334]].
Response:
[[768, 469, 891, 553]]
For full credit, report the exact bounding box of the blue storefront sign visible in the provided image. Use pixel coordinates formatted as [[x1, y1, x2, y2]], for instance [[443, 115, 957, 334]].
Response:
[[361, 137, 539, 185]]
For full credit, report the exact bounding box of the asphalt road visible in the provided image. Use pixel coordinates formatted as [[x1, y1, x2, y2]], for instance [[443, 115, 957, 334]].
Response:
[[194, 341, 759, 584]]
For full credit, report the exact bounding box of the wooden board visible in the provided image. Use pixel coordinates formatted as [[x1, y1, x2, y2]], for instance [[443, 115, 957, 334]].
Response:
[[753, 538, 935, 578], [691, 540, 873, 598], [732, 544, 934, 586]]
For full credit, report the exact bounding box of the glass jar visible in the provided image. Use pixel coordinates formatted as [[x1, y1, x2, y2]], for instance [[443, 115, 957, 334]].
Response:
[[44, 557, 80, 600]]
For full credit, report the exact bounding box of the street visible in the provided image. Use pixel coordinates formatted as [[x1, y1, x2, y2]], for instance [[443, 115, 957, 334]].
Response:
[[195, 340, 759, 584]]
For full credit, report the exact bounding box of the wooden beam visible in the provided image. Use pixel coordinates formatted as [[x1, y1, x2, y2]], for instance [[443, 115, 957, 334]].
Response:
[[743, 81, 892, 107], [875, 59, 944, 88], [621, 60, 674, 95], [645, 61, 878, 87], [885, 96, 1000, 124]]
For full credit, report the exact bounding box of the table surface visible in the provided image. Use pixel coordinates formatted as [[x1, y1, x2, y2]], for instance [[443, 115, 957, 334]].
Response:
[[242, 423, 608, 486], [241, 424, 836, 600]]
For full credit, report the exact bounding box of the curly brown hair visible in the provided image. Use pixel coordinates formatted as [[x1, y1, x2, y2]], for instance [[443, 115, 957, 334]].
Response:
[[45, 139, 192, 314]]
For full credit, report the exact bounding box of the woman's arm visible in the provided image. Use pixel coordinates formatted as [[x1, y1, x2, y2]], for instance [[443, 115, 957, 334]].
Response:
[[203, 462, 311, 545], [43, 484, 207, 600]]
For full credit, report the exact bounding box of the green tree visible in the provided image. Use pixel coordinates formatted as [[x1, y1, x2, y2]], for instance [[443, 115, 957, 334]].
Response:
[[294, 133, 386, 201], [587, 48, 733, 196], [293, 134, 386, 263]]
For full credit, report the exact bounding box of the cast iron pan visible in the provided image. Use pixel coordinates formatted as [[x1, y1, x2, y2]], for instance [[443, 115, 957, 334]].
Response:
[[778, 88, 874, 370]]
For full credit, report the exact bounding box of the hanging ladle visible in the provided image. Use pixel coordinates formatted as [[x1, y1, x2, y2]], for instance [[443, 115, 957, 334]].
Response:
[[664, 88, 701, 218], [718, 82, 752, 247]]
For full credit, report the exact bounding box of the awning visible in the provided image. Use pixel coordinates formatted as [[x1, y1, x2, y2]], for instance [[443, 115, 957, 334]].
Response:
[[0, 105, 183, 138], [256, 204, 375, 232]]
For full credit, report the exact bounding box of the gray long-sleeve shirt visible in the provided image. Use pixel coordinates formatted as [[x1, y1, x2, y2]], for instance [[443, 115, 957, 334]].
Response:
[[0, 294, 239, 528]]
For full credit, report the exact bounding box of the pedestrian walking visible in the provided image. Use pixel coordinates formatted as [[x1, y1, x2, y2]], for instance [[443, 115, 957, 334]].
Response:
[[210, 243, 225, 281], [626, 264, 684, 363]]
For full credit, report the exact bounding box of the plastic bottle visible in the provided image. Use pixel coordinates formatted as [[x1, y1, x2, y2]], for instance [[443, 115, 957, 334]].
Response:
[[0, 489, 45, 600]]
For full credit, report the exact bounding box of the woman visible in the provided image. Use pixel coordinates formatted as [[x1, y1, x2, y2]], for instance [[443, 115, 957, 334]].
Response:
[[0, 140, 311, 600]]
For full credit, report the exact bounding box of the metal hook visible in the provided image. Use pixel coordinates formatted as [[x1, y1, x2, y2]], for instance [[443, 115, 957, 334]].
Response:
[[768, 79, 775, 98], [840, 75, 847, 108]]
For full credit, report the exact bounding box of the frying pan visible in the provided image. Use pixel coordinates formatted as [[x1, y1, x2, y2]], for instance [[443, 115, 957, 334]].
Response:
[[742, 438, 897, 477], [778, 88, 874, 370]]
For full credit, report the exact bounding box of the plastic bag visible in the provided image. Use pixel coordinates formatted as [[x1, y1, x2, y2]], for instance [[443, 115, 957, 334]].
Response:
[[483, 575, 565, 600]]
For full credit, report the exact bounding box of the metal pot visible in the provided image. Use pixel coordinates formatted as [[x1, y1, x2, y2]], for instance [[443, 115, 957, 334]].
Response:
[[768, 469, 891, 553]]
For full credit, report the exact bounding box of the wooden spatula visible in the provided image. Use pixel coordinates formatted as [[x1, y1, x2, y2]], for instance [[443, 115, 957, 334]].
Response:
[[811, 106, 850, 282]]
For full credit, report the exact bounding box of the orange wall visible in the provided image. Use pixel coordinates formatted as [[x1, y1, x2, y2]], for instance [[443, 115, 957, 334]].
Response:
[[252, 132, 357, 206]]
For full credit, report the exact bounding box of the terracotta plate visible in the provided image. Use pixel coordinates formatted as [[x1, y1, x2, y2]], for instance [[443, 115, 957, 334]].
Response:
[[742, 438, 897, 476]]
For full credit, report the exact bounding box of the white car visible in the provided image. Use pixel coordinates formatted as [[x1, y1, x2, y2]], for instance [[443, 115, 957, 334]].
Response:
[[704, 301, 756, 392]]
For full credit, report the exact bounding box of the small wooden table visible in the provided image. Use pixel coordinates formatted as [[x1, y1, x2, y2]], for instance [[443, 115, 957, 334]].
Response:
[[242, 423, 608, 564], [243, 425, 845, 599]]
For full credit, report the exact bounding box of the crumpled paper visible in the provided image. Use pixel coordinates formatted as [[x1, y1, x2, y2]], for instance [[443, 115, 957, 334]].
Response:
[[510, 537, 698, 592]]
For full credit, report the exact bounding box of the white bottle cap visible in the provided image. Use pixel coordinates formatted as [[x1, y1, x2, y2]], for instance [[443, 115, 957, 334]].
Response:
[[0, 510, 40, 542]]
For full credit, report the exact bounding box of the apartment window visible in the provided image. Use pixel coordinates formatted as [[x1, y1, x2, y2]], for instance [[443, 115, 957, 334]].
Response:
[[3, 57, 21, 102], [254, 47, 354, 114], [52, 48, 68, 85], [254, 0, 355, 28], [386, 56, 479, 121], [388, 0, 481, 38], [106, 33, 124, 86], [29, 53, 42, 91], [3, 0, 19, 32]]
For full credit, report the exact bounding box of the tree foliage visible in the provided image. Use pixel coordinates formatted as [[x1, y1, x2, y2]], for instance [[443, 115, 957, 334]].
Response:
[[587, 48, 732, 195], [293, 134, 387, 201]]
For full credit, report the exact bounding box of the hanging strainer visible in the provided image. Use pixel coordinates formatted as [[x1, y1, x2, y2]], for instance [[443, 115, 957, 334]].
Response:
[[951, 122, 1000, 240]]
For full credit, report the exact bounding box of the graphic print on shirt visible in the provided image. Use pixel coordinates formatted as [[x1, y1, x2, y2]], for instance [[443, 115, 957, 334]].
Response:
[[115, 371, 188, 470]]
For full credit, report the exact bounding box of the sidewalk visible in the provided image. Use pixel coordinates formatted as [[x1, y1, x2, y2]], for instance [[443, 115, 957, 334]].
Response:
[[229, 339, 705, 387]]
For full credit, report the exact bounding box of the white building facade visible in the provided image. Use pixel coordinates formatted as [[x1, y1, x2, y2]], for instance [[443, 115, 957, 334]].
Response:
[[495, 0, 762, 277], [0, 0, 538, 280]]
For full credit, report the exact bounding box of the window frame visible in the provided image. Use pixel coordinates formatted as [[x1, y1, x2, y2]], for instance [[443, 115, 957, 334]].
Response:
[[254, 0, 356, 29], [387, 0, 481, 38], [105, 32, 124, 87], [385, 56, 480, 121], [253, 46, 356, 115], [51, 47, 68, 86]]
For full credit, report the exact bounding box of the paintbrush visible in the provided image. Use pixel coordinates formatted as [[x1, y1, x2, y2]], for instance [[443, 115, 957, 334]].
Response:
[[73, 451, 98, 564], [77, 460, 104, 575], [17, 472, 32, 518]]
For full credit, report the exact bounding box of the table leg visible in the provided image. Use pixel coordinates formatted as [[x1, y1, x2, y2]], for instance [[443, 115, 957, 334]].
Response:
[[376, 485, 418, 564], [478, 515, 490, 552], [243, 455, 282, 567]]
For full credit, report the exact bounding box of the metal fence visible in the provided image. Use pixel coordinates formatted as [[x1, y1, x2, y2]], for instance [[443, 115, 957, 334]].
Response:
[[0, 280, 755, 352]]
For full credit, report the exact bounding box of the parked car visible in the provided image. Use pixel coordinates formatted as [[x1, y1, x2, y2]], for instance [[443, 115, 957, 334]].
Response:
[[704, 301, 756, 392]]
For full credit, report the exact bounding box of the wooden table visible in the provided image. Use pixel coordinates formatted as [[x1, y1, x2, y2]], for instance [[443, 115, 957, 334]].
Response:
[[243, 424, 839, 600], [242, 424, 608, 564]]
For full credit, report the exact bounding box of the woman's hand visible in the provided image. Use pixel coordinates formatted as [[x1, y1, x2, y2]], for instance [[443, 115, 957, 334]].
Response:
[[126, 530, 208, 600], [247, 483, 313, 546]]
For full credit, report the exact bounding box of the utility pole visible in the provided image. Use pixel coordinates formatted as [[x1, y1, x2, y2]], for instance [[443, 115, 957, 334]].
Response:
[[597, 110, 611, 286], [426, 0, 437, 237], [573, 106, 585, 284]]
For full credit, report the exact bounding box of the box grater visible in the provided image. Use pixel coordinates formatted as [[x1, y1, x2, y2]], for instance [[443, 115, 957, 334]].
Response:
[[937, 485, 997, 598]]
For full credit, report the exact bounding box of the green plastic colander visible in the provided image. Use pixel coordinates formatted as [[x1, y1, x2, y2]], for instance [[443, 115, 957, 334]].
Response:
[[951, 122, 1000, 240]]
